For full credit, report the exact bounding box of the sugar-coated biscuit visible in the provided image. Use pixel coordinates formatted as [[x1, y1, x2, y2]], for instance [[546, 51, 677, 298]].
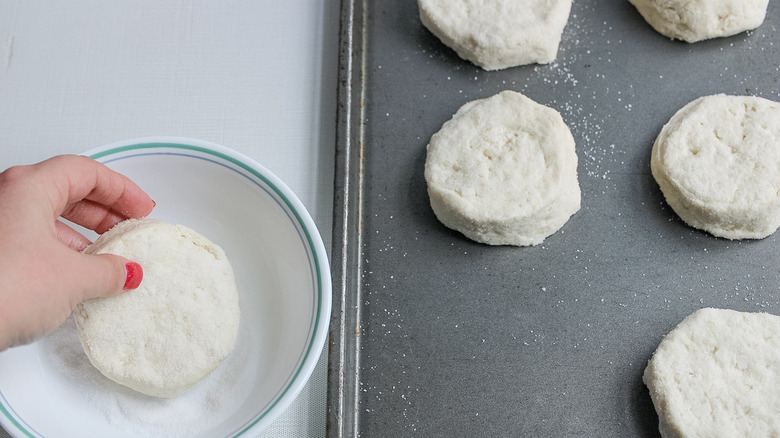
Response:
[[651, 94, 780, 239], [628, 0, 769, 43], [74, 218, 240, 398], [644, 308, 780, 437], [425, 90, 580, 246], [418, 0, 572, 70]]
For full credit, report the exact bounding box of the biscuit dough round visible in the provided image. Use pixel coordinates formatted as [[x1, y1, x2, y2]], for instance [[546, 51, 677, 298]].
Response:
[[424, 90, 580, 246], [418, 0, 572, 70], [643, 308, 780, 438], [651, 94, 780, 239], [628, 0, 769, 43], [74, 218, 240, 398]]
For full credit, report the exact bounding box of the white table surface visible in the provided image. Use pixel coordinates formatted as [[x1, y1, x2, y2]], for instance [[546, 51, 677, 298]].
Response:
[[0, 1, 339, 436]]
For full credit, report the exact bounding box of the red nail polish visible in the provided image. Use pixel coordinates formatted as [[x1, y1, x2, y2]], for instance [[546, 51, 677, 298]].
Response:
[[124, 262, 143, 290]]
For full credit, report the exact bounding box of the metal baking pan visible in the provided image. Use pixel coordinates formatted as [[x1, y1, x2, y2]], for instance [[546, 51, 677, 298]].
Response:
[[328, 1, 780, 436]]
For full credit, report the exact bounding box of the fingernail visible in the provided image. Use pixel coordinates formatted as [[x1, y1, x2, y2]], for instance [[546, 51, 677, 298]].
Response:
[[124, 262, 143, 290]]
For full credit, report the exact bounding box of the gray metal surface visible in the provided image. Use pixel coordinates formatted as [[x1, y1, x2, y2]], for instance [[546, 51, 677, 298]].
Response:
[[328, 1, 780, 436]]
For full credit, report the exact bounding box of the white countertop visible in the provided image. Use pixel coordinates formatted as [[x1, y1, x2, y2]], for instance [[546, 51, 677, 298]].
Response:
[[0, 1, 339, 436]]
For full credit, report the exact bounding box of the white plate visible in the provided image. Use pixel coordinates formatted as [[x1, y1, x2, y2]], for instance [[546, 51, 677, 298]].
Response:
[[0, 137, 331, 437]]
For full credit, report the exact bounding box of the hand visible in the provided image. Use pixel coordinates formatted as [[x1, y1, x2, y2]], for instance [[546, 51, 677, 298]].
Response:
[[0, 155, 155, 350]]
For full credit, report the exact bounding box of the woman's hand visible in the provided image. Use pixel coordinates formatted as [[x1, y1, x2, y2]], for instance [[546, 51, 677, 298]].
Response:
[[0, 155, 155, 350]]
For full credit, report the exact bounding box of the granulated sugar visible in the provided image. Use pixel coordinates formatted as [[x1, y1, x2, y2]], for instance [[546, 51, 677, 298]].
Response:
[[39, 316, 257, 437]]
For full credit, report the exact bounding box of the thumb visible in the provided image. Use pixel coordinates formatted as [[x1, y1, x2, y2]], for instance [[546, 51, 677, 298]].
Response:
[[71, 252, 144, 301]]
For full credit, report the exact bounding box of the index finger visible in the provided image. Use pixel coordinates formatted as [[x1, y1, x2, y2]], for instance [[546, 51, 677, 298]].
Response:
[[37, 155, 155, 220]]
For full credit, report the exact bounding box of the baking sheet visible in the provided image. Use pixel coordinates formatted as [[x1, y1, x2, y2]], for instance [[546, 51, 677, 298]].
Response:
[[328, 1, 780, 436]]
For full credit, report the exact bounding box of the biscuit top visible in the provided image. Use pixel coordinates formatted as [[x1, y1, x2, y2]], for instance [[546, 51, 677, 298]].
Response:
[[425, 90, 577, 222], [654, 94, 780, 209]]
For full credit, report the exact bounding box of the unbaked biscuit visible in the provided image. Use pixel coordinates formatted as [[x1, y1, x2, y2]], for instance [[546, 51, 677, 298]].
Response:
[[651, 94, 780, 239], [644, 308, 780, 437], [628, 0, 769, 43], [418, 0, 572, 70], [74, 218, 241, 398], [424, 90, 580, 246]]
